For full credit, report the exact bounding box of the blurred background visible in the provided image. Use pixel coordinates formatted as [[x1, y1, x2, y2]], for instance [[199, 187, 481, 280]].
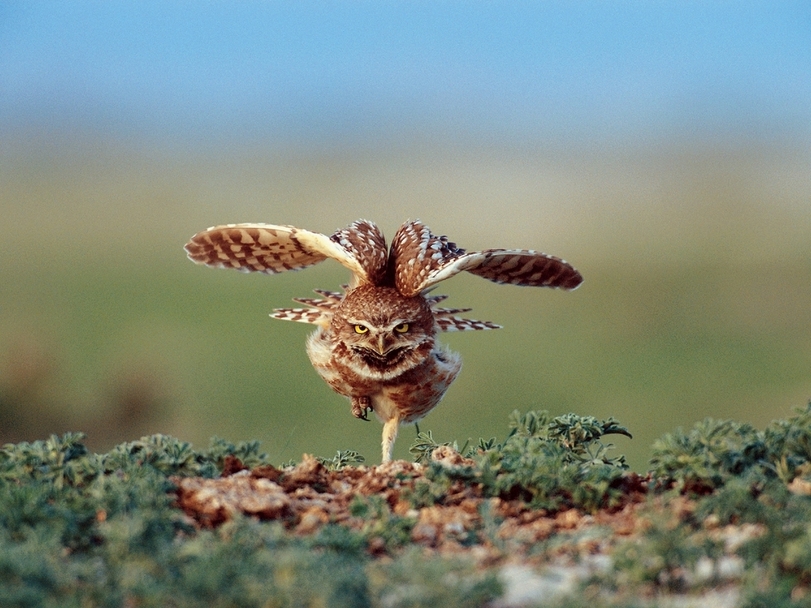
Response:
[[1, 2, 809, 470]]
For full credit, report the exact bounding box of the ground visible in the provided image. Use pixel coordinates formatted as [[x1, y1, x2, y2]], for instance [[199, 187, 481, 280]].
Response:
[[173, 448, 769, 607], [3, 408, 811, 607]]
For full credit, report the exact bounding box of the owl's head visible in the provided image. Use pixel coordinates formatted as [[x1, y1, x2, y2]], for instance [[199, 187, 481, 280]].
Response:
[[330, 284, 436, 379]]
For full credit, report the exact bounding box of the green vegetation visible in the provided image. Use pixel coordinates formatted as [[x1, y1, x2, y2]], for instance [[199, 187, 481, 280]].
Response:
[[0, 431, 499, 607], [608, 403, 811, 607], [410, 410, 632, 512], [4, 405, 811, 606]]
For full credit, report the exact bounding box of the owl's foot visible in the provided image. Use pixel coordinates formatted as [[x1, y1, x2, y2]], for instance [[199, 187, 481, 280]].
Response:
[[351, 396, 372, 421]]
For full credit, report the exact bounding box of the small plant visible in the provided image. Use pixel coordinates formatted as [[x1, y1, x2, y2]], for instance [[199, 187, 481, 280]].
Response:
[[649, 418, 767, 492], [317, 449, 366, 470], [409, 430, 473, 464]]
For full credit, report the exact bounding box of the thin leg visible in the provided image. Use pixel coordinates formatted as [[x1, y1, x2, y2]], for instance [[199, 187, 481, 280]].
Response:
[[415, 423, 420, 435], [381, 416, 400, 463]]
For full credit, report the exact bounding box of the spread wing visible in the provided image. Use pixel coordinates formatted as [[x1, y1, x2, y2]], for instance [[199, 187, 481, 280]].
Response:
[[390, 220, 583, 296], [184, 220, 388, 287], [461, 248, 583, 289]]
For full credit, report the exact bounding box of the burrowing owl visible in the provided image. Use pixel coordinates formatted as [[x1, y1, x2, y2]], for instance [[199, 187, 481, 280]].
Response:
[[185, 219, 582, 462]]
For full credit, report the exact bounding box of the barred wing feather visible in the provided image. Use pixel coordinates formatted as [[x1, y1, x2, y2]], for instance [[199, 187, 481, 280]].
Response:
[[184, 220, 388, 287], [415, 249, 583, 294]]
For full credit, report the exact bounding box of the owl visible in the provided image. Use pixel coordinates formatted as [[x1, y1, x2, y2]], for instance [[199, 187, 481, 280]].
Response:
[[184, 219, 582, 463]]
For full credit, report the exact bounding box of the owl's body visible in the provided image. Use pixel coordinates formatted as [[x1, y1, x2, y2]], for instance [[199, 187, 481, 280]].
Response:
[[185, 219, 582, 462], [302, 284, 463, 459]]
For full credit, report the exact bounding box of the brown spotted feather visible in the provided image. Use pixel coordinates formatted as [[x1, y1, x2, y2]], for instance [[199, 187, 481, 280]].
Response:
[[389, 220, 466, 297], [436, 317, 501, 332], [184, 224, 328, 274], [466, 249, 583, 289], [270, 308, 328, 325], [329, 220, 389, 286], [432, 306, 473, 316], [291, 297, 337, 310]]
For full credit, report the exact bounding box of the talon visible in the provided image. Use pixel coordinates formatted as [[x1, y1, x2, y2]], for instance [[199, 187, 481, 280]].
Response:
[[351, 396, 372, 421]]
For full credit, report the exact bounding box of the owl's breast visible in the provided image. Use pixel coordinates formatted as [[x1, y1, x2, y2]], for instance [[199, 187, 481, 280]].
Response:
[[305, 328, 343, 386], [305, 327, 462, 422], [372, 344, 462, 423]]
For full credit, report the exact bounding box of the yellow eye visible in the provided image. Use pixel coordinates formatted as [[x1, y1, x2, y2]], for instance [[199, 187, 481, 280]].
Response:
[[353, 324, 369, 334], [394, 323, 409, 334]]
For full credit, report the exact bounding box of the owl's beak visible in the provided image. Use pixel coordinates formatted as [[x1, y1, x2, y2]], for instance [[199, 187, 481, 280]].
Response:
[[375, 335, 390, 356]]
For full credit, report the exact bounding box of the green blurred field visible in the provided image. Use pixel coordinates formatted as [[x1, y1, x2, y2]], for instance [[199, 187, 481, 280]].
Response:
[[1, 137, 810, 470]]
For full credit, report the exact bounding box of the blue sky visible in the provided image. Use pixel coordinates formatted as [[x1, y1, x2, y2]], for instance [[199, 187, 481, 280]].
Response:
[[1, 1, 809, 146]]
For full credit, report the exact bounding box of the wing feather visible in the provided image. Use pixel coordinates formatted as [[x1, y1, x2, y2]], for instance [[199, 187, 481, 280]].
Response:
[[391, 220, 583, 296], [463, 249, 583, 290], [272, 288, 345, 327], [432, 306, 474, 316], [185, 224, 326, 273], [436, 317, 501, 332], [313, 288, 345, 300], [389, 220, 583, 295], [291, 297, 340, 310], [328, 219, 388, 285], [390, 220, 467, 297], [185, 220, 387, 286], [270, 308, 329, 326], [417, 249, 583, 293]]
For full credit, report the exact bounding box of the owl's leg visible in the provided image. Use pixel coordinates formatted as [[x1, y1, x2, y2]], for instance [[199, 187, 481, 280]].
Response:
[[351, 396, 372, 421], [381, 415, 400, 463]]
